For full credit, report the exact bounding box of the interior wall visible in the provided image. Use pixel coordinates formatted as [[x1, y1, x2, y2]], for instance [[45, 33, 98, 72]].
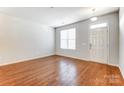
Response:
[[56, 12, 119, 66], [0, 13, 55, 65], [119, 7, 124, 78]]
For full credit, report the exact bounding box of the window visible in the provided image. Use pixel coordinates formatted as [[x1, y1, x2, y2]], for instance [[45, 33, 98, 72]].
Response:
[[90, 23, 107, 29], [60, 28, 76, 49]]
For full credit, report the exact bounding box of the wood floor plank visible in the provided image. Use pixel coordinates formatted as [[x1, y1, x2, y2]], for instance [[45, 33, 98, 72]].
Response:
[[0, 55, 123, 86]]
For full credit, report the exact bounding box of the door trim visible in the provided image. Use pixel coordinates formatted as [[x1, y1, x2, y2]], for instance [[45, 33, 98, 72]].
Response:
[[88, 24, 109, 65]]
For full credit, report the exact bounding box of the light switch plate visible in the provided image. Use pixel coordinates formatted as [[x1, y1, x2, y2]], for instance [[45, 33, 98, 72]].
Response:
[[82, 43, 86, 46]]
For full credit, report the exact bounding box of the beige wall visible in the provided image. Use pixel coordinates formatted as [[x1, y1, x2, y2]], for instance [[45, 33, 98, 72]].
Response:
[[0, 13, 55, 65]]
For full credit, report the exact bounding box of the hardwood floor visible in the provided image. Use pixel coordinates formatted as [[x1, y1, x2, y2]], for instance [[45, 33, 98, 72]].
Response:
[[0, 55, 123, 86]]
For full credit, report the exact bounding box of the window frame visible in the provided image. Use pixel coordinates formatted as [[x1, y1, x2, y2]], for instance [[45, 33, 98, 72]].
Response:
[[60, 28, 76, 50]]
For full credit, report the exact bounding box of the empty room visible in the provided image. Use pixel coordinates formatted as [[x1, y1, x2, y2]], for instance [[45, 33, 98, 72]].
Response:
[[0, 7, 124, 86]]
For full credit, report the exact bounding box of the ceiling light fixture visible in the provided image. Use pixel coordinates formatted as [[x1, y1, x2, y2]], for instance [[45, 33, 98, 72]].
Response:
[[90, 17, 98, 21]]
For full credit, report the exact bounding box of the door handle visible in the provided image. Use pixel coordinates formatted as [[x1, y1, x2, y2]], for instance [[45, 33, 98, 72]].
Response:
[[89, 43, 92, 49]]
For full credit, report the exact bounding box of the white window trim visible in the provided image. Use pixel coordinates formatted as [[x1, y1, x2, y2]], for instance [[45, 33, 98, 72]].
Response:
[[60, 28, 76, 50], [90, 23, 108, 29]]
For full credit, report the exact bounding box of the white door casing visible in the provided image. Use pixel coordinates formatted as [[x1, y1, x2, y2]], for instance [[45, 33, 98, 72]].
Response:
[[89, 27, 109, 64]]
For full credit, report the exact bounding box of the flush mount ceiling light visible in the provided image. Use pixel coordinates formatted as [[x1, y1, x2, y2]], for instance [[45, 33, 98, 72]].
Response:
[[90, 17, 98, 21]]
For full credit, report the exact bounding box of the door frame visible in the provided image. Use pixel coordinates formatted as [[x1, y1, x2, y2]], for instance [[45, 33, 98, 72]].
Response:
[[88, 23, 110, 65]]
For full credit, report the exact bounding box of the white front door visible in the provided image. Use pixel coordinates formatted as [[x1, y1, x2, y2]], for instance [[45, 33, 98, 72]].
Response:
[[89, 27, 108, 64]]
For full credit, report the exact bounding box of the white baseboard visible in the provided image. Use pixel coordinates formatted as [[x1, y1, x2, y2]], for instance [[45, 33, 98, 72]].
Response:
[[119, 65, 124, 79], [108, 63, 118, 67], [56, 53, 90, 61], [56, 53, 118, 67], [0, 53, 55, 66]]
